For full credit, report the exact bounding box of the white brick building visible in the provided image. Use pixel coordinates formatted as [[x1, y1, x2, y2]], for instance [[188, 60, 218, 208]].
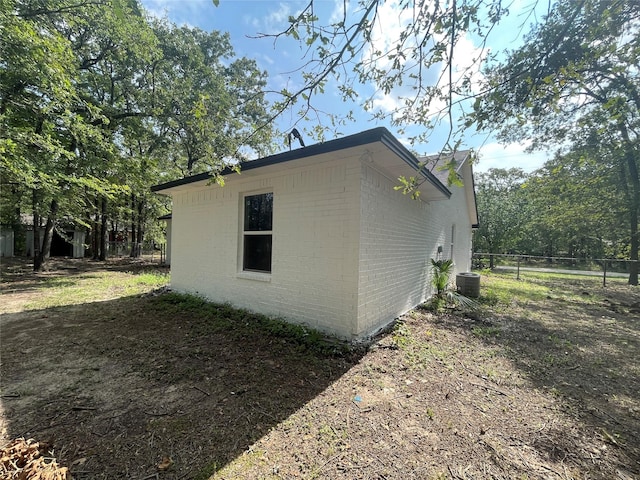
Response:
[[152, 128, 478, 340]]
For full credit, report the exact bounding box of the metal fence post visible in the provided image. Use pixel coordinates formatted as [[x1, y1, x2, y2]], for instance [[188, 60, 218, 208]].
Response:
[[603, 261, 607, 287], [517, 256, 521, 280]]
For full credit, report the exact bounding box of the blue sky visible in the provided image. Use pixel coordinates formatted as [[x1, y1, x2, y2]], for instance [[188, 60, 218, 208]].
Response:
[[139, 0, 552, 173]]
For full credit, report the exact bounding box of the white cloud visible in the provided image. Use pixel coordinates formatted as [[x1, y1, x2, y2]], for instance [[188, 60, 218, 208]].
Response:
[[362, 1, 487, 124], [329, 0, 350, 24], [140, 0, 211, 26], [264, 3, 293, 31], [140, 0, 170, 19], [271, 73, 296, 91], [475, 141, 550, 173], [243, 14, 261, 30], [261, 53, 275, 65], [244, 2, 296, 34], [397, 136, 413, 149]]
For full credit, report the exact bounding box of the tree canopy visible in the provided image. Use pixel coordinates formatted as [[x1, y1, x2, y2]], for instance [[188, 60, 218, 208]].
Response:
[[0, 0, 275, 269], [475, 156, 631, 265], [473, 0, 639, 284], [253, 0, 509, 147], [3, 0, 639, 283], [473, 168, 531, 264]]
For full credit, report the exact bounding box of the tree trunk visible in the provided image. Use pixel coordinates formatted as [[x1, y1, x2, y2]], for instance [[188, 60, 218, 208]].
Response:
[[99, 196, 108, 261], [91, 199, 99, 260], [136, 199, 144, 256], [86, 225, 91, 259], [627, 177, 639, 286], [91, 212, 99, 260], [619, 124, 639, 285], [33, 220, 40, 261], [34, 199, 58, 272], [32, 190, 41, 261], [129, 194, 137, 257], [629, 213, 639, 286]]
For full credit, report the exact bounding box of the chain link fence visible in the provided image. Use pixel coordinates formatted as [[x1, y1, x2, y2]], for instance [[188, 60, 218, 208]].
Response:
[[107, 242, 167, 264], [473, 253, 638, 286]]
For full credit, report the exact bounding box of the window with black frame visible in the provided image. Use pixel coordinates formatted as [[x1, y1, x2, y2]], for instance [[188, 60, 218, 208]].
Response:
[[242, 192, 273, 273]]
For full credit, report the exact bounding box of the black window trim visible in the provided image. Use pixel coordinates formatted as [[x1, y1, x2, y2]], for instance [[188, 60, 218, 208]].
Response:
[[241, 191, 273, 274]]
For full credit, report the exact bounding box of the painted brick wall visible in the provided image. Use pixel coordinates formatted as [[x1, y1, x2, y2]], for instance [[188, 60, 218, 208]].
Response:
[[168, 150, 474, 340], [355, 159, 473, 338], [169, 155, 362, 338]]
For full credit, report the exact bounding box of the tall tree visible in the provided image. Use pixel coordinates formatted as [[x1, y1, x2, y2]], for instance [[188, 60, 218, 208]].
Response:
[[474, 168, 530, 266], [117, 20, 276, 253], [1, 0, 99, 269], [525, 150, 629, 260], [1, 0, 276, 268], [474, 155, 630, 263], [151, 21, 274, 176], [60, 0, 160, 259], [473, 0, 640, 284]]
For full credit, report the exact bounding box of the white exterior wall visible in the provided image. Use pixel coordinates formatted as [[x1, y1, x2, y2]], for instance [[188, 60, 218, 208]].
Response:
[[355, 160, 473, 338], [169, 156, 362, 338]]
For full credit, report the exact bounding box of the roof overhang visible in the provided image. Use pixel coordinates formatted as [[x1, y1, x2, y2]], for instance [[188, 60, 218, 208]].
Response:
[[419, 150, 479, 227], [151, 127, 451, 200]]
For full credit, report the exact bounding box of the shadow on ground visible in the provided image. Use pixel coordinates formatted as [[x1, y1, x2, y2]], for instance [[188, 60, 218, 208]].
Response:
[[0, 292, 364, 479]]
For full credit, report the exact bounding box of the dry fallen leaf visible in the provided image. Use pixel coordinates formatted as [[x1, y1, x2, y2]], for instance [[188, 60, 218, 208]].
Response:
[[0, 438, 70, 479], [158, 456, 173, 471]]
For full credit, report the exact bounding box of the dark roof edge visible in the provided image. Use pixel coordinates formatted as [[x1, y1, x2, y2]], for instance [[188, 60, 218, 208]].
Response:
[[152, 128, 389, 192], [151, 127, 450, 197], [151, 172, 211, 192]]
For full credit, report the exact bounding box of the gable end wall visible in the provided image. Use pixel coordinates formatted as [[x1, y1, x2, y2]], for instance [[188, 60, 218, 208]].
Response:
[[356, 160, 473, 338]]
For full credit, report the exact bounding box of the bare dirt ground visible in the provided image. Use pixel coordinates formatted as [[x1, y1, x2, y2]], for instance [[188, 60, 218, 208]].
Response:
[[1, 258, 639, 479]]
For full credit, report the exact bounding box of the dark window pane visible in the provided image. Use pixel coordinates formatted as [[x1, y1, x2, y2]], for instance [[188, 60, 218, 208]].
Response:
[[243, 235, 272, 272], [244, 193, 273, 231]]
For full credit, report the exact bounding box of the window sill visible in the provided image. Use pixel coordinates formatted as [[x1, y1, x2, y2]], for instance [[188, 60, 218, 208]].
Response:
[[237, 271, 272, 282]]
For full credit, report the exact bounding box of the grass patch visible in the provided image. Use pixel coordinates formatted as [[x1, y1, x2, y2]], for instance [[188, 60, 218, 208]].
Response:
[[391, 320, 450, 368], [477, 270, 630, 309], [472, 326, 501, 338], [41, 277, 82, 289], [129, 271, 168, 286], [480, 274, 550, 304], [24, 270, 169, 310]]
